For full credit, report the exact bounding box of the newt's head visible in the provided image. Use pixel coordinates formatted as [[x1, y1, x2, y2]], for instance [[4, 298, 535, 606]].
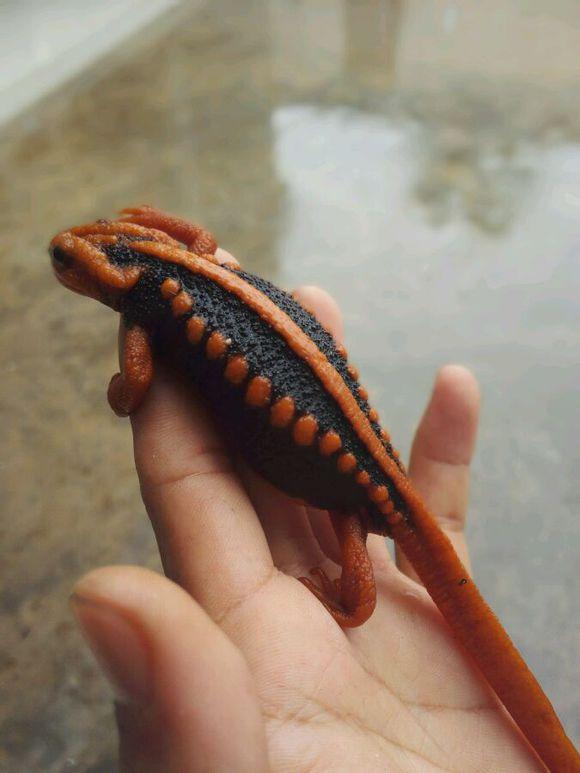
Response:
[[49, 219, 181, 310]]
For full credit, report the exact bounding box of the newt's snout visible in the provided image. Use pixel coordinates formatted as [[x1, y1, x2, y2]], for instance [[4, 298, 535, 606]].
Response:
[[50, 245, 74, 270], [49, 234, 105, 302], [49, 229, 143, 309]]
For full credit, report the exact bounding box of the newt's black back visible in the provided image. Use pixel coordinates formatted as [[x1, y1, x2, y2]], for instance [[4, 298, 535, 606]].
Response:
[[105, 241, 405, 530]]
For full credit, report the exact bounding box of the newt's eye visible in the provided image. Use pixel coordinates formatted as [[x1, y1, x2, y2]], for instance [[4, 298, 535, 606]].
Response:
[[51, 246, 73, 269]]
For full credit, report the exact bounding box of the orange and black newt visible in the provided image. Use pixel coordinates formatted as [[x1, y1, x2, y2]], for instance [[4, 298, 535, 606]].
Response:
[[50, 205, 579, 771]]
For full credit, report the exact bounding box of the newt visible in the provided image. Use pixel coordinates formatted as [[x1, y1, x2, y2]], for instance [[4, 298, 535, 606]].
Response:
[[50, 205, 579, 771]]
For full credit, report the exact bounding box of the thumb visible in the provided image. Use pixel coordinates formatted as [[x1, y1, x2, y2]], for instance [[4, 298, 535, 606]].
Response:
[[71, 566, 268, 773]]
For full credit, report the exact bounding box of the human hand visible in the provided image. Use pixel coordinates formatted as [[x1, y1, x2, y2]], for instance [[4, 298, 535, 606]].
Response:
[[71, 280, 542, 772]]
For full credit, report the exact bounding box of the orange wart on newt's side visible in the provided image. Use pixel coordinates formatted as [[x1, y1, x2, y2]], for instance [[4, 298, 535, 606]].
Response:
[[50, 205, 579, 772]]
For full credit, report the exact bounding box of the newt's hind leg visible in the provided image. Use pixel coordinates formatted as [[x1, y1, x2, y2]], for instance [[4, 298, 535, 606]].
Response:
[[119, 205, 218, 256], [107, 323, 153, 417], [299, 511, 376, 628]]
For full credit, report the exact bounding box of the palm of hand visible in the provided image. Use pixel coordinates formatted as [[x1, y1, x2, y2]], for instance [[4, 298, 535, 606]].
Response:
[[72, 285, 541, 772], [226, 539, 539, 772]]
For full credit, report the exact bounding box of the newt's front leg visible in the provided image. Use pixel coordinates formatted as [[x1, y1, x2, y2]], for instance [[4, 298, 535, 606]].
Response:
[[120, 205, 218, 256], [107, 323, 153, 417], [300, 511, 376, 627]]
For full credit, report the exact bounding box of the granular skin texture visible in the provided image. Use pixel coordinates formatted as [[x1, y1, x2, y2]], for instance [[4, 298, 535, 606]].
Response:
[[103, 242, 405, 531]]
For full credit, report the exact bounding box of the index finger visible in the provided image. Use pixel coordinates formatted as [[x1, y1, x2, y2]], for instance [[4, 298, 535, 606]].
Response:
[[128, 249, 274, 620]]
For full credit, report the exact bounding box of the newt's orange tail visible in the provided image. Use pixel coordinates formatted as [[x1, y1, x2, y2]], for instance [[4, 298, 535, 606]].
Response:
[[390, 492, 579, 772]]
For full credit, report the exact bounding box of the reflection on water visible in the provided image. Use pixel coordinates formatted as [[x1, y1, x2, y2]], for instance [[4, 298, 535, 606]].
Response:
[[1, 0, 579, 768], [413, 119, 532, 232]]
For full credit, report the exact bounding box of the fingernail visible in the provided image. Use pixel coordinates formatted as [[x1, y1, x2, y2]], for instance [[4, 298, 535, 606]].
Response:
[[71, 593, 151, 704]]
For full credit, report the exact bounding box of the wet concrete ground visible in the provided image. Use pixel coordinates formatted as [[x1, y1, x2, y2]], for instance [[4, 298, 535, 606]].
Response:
[[1, 1, 579, 769]]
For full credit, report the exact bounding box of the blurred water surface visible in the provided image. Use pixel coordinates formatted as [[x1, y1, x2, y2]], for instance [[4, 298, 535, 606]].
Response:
[[0, 1, 578, 768]]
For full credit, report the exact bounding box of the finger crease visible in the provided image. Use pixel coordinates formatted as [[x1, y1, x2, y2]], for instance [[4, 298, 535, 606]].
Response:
[[140, 448, 235, 491], [418, 456, 470, 472], [214, 564, 279, 627], [434, 513, 465, 533]]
